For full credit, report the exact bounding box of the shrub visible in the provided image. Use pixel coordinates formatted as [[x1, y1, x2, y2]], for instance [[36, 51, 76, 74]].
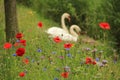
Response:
[[16, 0, 32, 7], [16, 0, 120, 51]]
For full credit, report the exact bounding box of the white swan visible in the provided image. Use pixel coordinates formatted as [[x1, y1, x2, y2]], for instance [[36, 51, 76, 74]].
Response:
[[46, 13, 70, 37], [59, 25, 81, 42]]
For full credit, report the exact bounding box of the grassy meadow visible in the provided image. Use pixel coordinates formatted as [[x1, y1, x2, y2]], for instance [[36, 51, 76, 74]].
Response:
[[0, 0, 120, 80]]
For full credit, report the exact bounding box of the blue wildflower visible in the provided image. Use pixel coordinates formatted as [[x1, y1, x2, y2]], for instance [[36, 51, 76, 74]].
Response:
[[54, 78, 59, 80], [96, 58, 100, 62], [67, 53, 72, 57], [65, 48, 70, 50], [37, 48, 42, 52], [12, 53, 16, 56], [16, 39, 20, 42]]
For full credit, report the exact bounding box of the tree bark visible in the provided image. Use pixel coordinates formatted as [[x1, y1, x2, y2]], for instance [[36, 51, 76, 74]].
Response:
[[4, 0, 19, 43]]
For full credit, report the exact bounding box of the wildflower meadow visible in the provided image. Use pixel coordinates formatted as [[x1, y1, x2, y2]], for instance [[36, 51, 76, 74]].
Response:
[[0, 0, 120, 80]]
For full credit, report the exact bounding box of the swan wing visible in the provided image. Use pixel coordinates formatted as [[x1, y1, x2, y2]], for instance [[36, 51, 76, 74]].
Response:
[[60, 33, 77, 42], [46, 27, 68, 38]]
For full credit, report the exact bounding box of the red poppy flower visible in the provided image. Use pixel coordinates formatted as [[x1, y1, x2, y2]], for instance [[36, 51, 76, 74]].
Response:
[[14, 42, 19, 47], [53, 36, 62, 43], [14, 39, 26, 47], [20, 39, 26, 46], [16, 48, 25, 56], [16, 33, 23, 39], [38, 22, 43, 28], [61, 72, 69, 78], [23, 58, 29, 64], [85, 57, 93, 64], [99, 22, 110, 30], [92, 61, 96, 65], [64, 43, 73, 49], [3, 42, 12, 49], [19, 72, 25, 77]]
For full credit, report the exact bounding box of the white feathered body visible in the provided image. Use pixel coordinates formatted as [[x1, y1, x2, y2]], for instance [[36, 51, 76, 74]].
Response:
[[58, 25, 81, 42], [46, 27, 68, 38], [59, 33, 77, 42], [46, 25, 81, 42], [46, 13, 80, 42], [46, 13, 70, 38]]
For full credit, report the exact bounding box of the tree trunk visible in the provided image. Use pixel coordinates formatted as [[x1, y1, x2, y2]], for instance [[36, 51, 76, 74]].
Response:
[[4, 0, 19, 43]]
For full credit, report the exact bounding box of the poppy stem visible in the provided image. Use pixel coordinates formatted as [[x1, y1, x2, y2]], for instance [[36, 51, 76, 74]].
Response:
[[65, 49, 67, 65], [103, 32, 106, 44], [98, 52, 102, 60], [61, 50, 64, 65], [93, 52, 96, 59], [92, 46, 96, 59]]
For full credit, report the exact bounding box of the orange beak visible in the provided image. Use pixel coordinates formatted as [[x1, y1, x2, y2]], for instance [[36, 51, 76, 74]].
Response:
[[78, 31, 81, 35]]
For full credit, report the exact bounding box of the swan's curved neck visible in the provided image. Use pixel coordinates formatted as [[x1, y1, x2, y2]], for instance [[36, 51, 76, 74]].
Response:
[[70, 27, 78, 37], [61, 16, 69, 33]]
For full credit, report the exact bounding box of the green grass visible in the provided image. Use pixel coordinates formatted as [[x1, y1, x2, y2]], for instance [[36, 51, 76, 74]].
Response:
[[0, 1, 120, 80]]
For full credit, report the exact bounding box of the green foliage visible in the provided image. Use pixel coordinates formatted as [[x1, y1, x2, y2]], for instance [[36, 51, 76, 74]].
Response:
[[1, 1, 120, 79], [19, 0, 111, 40], [107, 0, 120, 51], [16, 0, 33, 7], [16, 0, 119, 41], [12, 0, 120, 52]]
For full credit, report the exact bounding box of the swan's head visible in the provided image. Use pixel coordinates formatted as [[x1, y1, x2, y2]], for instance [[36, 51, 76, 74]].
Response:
[[71, 25, 81, 35], [62, 13, 71, 22], [76, 26, 81, 33]]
